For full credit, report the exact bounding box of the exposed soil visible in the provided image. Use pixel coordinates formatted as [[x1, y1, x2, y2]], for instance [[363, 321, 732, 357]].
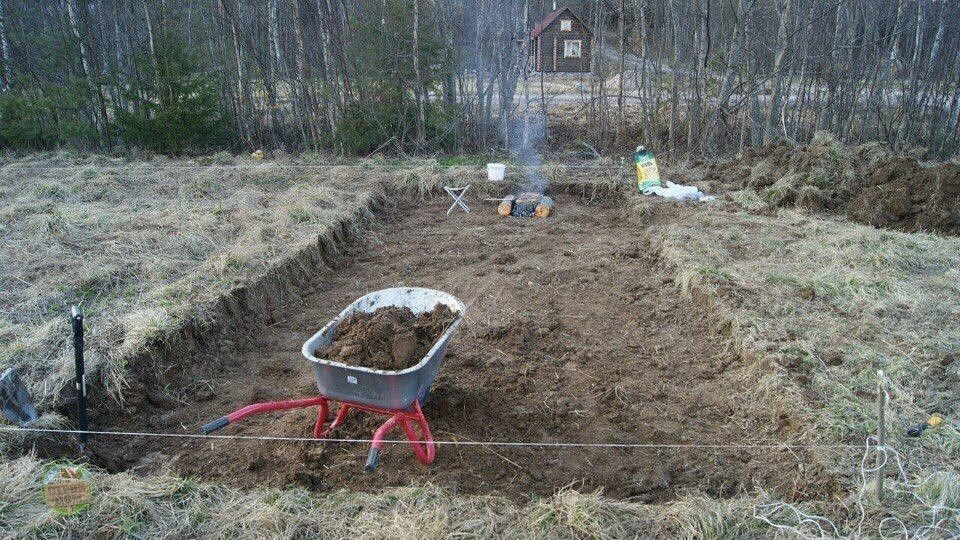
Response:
[[85, 194, 836, 502], [848, 156, 960, 234], [682, 133, 960, 235], [318, 305, 455, 370]]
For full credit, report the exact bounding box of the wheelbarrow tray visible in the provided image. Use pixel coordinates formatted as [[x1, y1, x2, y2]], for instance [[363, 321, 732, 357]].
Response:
[[301, 287, 466, 410]]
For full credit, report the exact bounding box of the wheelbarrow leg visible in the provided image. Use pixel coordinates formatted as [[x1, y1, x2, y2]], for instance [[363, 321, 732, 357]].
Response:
[[311, 398, 329, 438], [364, 401, 436, 471], [401, 401, 436, 465], [365, 414, 401, 472], [313, 401, 350, 438]]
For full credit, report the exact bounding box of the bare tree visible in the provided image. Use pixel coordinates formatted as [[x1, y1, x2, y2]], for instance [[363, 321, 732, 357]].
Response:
[[65, 0, 109, 144], [764, 0, 792, 143], [0, 0, 11, 91], [412, 0, 426, 149], [0, 0, 957, 157], [616, 0, 626, 144]]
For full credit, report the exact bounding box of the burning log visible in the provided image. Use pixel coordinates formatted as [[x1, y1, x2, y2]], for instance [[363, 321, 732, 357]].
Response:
[[497, 195, 516, 216], [534, 196, 553, 217], [511, 192, 541, 217], [496, 192, 553, 218]]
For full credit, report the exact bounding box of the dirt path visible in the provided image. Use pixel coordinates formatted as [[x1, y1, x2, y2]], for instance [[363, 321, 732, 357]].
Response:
[[89, 195, 834, 502]]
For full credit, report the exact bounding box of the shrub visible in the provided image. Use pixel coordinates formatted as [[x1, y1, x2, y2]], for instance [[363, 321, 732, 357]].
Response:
[[0, 93, 52, 149], [116, 37, 230, 155], [334, 99, 456, 156]]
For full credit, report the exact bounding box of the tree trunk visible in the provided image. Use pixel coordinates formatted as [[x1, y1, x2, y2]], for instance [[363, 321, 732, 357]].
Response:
[[896, 0, 925, 148], [312, 0, 339, 137], [412, 0, 426, 150], [716, 0, 744, 115], [437, 0, 457, 108], [255, 0, 279, 146], [65, 0, 109, 145], [290, 0, 319, 147], [314, 0, 341, 113], [764, 0, 791, 143], [141, 0, 158, 83], [876, 0, 905, 144], [0, 0, 12, 91], [268, 0, 282, 71], [519, 0, 531, 149], [667, 0, 679, 153], [636, 0, 651, 142], [691, 0, 708, 153], [616, 0, 626, 146], [594, 0, 608, 145], [110, 8, 124, 110], [821, 0, 845, 132], [945, 54, 960, 152], [336, 0, 355, 99]]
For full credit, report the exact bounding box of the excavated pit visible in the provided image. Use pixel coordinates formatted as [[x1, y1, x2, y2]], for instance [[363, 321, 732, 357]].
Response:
[[81, 193, 837, 502]]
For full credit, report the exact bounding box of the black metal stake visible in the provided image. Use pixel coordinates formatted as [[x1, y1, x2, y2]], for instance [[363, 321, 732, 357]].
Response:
[[71, 305, 88, 451]]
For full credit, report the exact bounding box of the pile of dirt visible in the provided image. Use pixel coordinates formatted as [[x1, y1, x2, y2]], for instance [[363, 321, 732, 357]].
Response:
[[317, 304, 455, 370], [692, 132, 960, 235], [847, 156, 960, 233]]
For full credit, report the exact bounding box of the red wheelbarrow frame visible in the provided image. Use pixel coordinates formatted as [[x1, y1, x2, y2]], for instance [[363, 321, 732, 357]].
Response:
[[200, 396, 435, 471]]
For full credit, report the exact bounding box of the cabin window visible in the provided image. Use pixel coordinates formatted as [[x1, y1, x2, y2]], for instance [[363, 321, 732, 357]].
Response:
[[563, 39, 582, 58], [560, 19, 572, 31]]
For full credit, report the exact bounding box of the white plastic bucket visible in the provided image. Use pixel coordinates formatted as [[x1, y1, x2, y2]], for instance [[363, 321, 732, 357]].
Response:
[[487, 163, 506, 182]]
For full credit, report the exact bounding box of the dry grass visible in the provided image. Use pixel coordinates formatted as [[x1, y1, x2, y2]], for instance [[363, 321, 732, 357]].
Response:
[[0, 153, 396, 406], [0, 455, 778, 539], [4, 149, 959, 536], [650, 202, 960, 535], [0, 151, 624, 408], [0, 152, 766, 539]]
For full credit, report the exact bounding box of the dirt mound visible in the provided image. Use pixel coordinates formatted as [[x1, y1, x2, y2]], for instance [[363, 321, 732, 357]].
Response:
[[848, 157, 960, 233], [696, 132, 960, 235], [318, 304, 455, 370]]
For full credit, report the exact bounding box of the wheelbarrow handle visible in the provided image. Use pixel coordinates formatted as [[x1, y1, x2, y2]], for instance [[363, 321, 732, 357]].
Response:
[[199, 396, 329, 434], [200, 416, 229, 434]]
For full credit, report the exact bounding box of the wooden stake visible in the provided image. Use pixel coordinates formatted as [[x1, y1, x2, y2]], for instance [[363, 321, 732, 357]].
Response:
[[875, 366, 887, 502]]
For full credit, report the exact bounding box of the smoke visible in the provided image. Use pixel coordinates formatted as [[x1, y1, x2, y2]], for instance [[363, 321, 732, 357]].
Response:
[[459, 0, 548, 195], [508, 110, 548, 194]]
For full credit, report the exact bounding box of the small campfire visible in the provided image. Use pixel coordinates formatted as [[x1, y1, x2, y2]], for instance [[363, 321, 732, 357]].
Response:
[[497, 192, 554, 218]]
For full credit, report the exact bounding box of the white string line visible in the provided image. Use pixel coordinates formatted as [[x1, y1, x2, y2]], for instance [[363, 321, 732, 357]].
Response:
[[0, 164, 623, 171], [0, 426, 865, 450], [754, 437, 960, 538]]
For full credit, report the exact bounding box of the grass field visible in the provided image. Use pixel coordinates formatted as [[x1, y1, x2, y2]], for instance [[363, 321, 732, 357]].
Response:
[[651, 202, 960, 535], [0, 154, 391, 410], [1, 151, 958, 537]]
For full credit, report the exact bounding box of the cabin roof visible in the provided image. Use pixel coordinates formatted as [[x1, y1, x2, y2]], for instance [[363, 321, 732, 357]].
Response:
[[529, 7, 592, 39]]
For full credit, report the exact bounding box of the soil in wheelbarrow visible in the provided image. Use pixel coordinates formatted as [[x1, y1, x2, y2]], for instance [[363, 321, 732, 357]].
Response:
[[318, 305, 456, 370], [85, 194, 838, 504]]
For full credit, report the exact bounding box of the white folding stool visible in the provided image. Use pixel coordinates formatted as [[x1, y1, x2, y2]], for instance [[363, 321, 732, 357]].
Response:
[[444, 185, 471, 215]]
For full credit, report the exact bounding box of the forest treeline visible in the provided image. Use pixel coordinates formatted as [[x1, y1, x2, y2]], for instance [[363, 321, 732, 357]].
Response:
[[0, 0, 957, 158]]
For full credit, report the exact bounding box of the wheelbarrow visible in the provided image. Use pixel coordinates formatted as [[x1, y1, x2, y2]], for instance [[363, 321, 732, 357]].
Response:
[[201, 287, 466, 471]]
